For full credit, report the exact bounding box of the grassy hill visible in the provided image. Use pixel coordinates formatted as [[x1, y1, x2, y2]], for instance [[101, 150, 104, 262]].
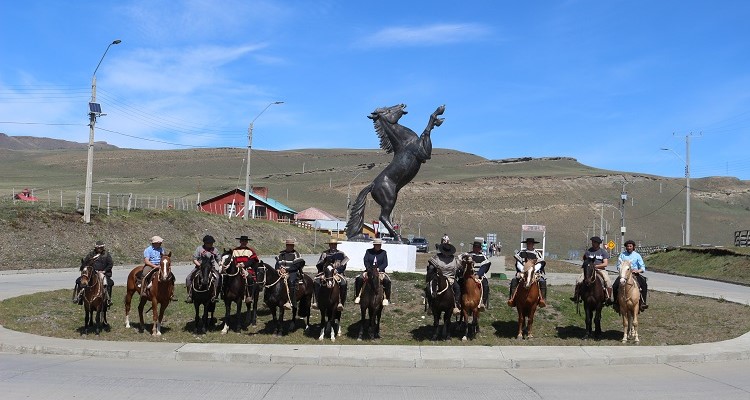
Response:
[[1, 146, 750, 261]]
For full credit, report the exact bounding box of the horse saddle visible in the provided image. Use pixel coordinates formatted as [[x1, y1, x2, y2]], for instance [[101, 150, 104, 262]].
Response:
[[136, 268, 157, 286]]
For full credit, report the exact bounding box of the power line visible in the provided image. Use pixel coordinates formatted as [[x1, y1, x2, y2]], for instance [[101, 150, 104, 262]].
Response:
[[96, 127, 215, 148]]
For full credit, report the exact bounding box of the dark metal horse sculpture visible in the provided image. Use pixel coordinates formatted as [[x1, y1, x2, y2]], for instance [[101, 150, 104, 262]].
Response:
[[425, 265, 454, 341], [581, 259, 607, 339], [346, 104, 445, 241]]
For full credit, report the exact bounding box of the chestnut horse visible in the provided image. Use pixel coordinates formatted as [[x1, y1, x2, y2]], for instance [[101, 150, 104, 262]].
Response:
[[357, 264, 384, 340], [316, 260, 342, 341], [580, 258, 606, 339], [425, 264, 454, 341], [79, 264, 108, 335], [459, 254, 482, 341], [616, 260, 641, 343], [512, 259, 542, 339], [124, 252, 175, 336]]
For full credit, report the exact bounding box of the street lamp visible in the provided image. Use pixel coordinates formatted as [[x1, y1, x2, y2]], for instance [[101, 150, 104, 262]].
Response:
[[346, 163, 375, 220], [243, 101, 283, 220], [84, 39, 121, 224], [661, 142, 691, 246]]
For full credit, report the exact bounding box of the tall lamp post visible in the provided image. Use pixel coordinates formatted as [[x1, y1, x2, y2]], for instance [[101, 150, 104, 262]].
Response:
[[662, 140, 691, 246], [243, 101, 283, 220], [84, 39, 121, 224]]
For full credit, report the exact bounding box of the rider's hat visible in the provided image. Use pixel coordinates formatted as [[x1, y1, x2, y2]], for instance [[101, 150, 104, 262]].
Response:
[[202, 235, 215, 243], [95, 240, 105, 248], [151, 235, 164, 243], [236, 235, 251, 241], [372, 238, 383, 245], [439, 242, 456, 256], [590, 236, 603, 244], [327, 238, 339, 245], [523, 238, 540, 244], [285, 238, 296, 245], [472, 241, 482, 247]]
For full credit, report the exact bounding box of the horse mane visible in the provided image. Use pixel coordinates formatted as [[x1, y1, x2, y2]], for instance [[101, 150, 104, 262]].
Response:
[[373, 118, 395, 154]]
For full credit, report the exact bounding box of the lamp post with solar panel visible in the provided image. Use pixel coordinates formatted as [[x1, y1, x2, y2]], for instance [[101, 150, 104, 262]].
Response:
[[243, 101, 283, 220], [83, 39, 121, 223]]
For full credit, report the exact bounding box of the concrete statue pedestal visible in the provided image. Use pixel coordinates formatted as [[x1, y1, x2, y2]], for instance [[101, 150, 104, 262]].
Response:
[[337, 241, 416, 272]]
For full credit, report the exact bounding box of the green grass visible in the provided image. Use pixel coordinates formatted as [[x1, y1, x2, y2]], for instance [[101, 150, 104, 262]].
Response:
[[2, 274, 748, 346], [646, 248, 750, 286]]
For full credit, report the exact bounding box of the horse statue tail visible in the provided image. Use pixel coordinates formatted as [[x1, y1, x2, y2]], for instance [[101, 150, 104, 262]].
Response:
[[346, 182, 374, 239]]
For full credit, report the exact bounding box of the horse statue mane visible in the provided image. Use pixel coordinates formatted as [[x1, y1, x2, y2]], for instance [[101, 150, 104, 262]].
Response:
[[346, 104, 445, 241]]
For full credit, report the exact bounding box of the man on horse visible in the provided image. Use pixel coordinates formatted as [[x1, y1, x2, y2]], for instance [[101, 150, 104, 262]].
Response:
[[466, 241, 490, 310], [275, 238, 306, 311], [140, 236, 175, 299], [231, 235, 260, 302], [571, 236, 613, 305], [313, 238, 349, 311], [426, 242, 462, 315], [613, 239, 648, 312], [73, 240, 113, 306], [185, 235, 222, 303], [508, 238, 547, 308], [355, 238, 392, 306]]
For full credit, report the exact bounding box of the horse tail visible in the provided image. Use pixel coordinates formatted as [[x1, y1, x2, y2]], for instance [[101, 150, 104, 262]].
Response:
[[345, 182, 374, 238]]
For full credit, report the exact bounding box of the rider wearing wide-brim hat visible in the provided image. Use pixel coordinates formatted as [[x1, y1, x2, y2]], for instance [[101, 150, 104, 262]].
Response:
[[141, 236, 173, 298], [613, 239, 648, 312], [508, 237, 547, 308], [571, 236, 612, 305], [313, 237, 350, 311], [185, 235, 222, 304], [232, 235, 261, 302], [426, 241, 462, 315], [466, 240, 491, 310], [73, 240, 114, 307], [275, 238, 306, 310], [355, 238, 392, 306]]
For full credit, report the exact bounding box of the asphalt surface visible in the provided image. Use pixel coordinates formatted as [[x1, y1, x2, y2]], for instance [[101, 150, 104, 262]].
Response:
[[1, 255, 749, 369]]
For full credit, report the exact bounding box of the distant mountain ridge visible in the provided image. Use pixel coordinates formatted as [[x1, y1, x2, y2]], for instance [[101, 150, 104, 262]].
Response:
[[0, 133, 118, 150]]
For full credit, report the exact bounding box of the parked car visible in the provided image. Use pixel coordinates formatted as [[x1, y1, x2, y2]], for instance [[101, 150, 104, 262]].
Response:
[[409, 237, 429, 253]]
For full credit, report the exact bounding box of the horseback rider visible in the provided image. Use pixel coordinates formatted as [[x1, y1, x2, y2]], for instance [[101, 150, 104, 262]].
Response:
[[613, 239, 649, 312], [231, 235, 260, 302], [185, 235, 222, 303], [571, 236, 613, 304], [507, 238, 547, 307], [312, 238, 349, 311], [72, 240, 113, 306], [275, 238, 306, 311], [355, 238, 392, 306], [140, 236, 175, 300], [426, 242, 462, 315], [466, 240, 490, 310]]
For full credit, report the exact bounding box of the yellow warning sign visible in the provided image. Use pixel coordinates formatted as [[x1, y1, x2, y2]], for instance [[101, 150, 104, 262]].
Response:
[[607, 240, 616, 250]]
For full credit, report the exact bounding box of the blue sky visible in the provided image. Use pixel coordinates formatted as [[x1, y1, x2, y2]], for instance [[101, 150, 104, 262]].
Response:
[[1, 1, 750, 179]]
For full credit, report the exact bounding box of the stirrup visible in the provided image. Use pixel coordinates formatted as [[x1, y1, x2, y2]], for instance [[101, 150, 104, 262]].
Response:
[[354, 296, 361, 304], [185, 296, 193, 303], [283, 302, 292, 310]]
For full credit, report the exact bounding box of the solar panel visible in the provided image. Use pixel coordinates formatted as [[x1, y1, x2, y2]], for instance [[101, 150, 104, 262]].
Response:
[[89, 102, 102, 114]]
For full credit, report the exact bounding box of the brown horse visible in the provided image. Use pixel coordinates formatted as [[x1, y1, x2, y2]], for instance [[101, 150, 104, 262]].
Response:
[[316, 260, 343, 341], [425, 264, 454, 341], [124, 252, 175, 336], [512, 259, 542, 339], [80, 264, 108, 335], [580, 258, 607, 339], [459, 254, 482, 341], [357, 265, 384, 340], [616, 261, 641, 343]]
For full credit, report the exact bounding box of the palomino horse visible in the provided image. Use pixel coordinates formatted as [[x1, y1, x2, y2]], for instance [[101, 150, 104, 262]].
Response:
[[616, 260, 641, 343], [459, 254, 482, 341], [345, 104, 445, 241], [357, 264, 384, 340], [262, 266, 313, 336], [512, 259, 542, 339], [219, 249, 247, 334], [425, 264, 454, 341], [580, 258, 607, 339], [79, 263, 108, 335], [124, 252, 175, 336], [316, 260, 343, 341], [190, 255, 217, 334]]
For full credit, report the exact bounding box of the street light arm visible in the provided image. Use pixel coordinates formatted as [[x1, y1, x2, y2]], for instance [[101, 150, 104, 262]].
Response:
[[92, 40, 122, 78]]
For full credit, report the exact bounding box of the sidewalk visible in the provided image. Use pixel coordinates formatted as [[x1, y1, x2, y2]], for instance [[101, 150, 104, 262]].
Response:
[[2, 258, 750, 369]]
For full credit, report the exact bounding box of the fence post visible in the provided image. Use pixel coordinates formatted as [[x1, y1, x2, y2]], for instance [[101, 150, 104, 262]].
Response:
[[60, 190, 63, 208], [107, 192, 110, 215], [127, 193, 132, 212]]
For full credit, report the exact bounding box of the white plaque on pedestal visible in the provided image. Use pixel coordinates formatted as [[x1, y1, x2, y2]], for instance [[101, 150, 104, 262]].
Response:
[[337, 241, 416, 272]]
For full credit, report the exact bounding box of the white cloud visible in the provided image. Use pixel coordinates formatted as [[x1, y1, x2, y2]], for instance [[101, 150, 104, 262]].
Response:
[[360, 23, 491, 47]]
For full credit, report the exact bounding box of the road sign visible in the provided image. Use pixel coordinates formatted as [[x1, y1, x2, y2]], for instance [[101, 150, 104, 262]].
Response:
[[607, 240, 616, 250]]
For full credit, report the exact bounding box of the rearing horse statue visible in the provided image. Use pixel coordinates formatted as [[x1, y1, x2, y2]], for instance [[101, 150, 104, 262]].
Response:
[[346, 104, 445, 241]]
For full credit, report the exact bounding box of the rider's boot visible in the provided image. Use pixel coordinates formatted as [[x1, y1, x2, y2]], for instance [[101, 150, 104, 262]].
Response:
[[507, 279, 517, 307], [538, 280, 547, 308], [640, 289, 649, 311], [452, 289, 461, 316], [104, 286, 113, 307], [606, 287, 614, 305], [569, 283, 580, 303], [337, 282, 347, 311], [72, 283, 80, 304], [185, 286, 193, 303], [354, 277, 362, 304], [478, 279, 488, 310], [312, 280, 320, 309], [382, 278, 392, 306]]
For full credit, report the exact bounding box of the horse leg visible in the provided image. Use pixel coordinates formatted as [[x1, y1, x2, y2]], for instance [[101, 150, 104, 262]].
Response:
[[137, 298, 147, 334], [471, 310, 479, 340], [374, 307, 382, 339], [318, 307, 327, 341], [632, 308, 640, 343], [594, 307, 603, 338], [621, 306, 629, 343], [461, 310, 469, 341], [357, 307, 366, 341], [124, 289, 134, 328], [431, 309, 441, 341], [151, 297, 161, 336], [221, 300, 231, 334], [194, 303, 201, 334], [95, 309, 101, 336], [527, 307, 536, 339], [250, 287, 259, 326], [516, 310, 524, 340], [442, 311, 450, 341], [584, 306, 592, 339]]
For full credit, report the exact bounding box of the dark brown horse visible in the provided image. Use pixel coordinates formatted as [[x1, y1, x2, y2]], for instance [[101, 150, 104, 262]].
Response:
[[316, 260, 343, 341], [512, 259, 542, 339], [261, 266, 313, 336], [425, 264, 454, 341], [357, 264, 384, 340], [219, 249, 247, 334], [459, 255, 482, 341], [124, 252, 175, 336], [79, 263, 108, 335], [580, 258, 607, 339], [190, 255, 217, 334]]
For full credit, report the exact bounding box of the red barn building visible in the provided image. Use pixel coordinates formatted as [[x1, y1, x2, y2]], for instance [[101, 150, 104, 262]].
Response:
[[198, 187, 296, 222]]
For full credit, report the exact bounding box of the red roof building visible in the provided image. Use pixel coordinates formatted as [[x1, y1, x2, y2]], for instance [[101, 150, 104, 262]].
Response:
[[198, 187, 296, 222]]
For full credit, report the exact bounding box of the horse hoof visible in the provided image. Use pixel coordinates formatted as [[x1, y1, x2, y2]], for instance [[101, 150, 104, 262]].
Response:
[[516, 335, 523, 340], [357, 337, 363, 342], [462, 336, 468, 342]]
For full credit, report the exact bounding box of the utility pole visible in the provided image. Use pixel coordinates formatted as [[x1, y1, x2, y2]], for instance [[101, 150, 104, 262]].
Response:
[[620, 183, 627, 252], [244, 101, 283, 220], [685, 134, 691, 246]]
